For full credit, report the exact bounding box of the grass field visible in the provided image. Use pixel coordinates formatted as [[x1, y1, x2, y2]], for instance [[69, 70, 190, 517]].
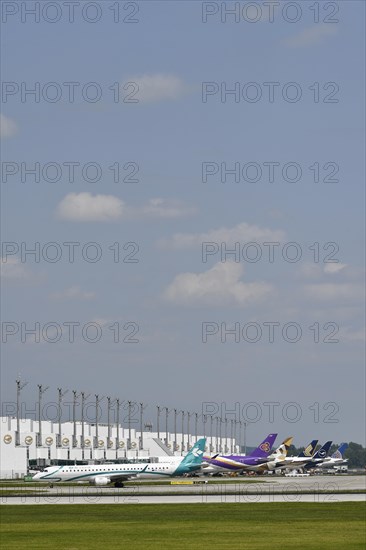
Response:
[[1, 502, 365, 549]]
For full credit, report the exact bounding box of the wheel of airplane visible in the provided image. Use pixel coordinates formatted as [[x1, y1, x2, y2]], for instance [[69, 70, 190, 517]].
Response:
[[114, 481, 124, 488]]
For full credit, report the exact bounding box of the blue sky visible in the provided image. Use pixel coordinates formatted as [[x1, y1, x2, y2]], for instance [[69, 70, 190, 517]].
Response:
[[1, 1, 365, 445]]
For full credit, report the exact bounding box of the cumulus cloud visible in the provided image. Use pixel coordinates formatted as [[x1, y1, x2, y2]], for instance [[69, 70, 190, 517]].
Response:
[[51, 286, 95, 301], [284, 24, 338, 48], [323, 263, 347, 274], [305, 283, 364, 302], [0, 257, 29, 279], [0, 114, 18, 138], [158, 221, 285, 249], [299, 262, 348, 279], [56, 193, 195, 222], [164, 261, 273, 307], [141, 198, 196, 219], [126, 74, 188, 103], [57, 192, 126, 221]]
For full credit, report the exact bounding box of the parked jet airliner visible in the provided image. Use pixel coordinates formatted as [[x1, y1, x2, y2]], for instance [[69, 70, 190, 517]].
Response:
[[32, 438, 206, 487]]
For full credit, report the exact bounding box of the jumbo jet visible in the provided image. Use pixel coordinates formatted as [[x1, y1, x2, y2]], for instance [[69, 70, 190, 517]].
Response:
[[32, 438, 206, 487], [202, 434, 278, 475], [314, 443, 348, 469]]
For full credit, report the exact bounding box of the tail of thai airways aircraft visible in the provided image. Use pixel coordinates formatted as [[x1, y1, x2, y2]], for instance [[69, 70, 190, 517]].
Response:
[[248, 434, 277, 457]]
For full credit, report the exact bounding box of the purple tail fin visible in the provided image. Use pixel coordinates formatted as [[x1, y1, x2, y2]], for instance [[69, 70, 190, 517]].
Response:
[[249, 434, 277, 457]]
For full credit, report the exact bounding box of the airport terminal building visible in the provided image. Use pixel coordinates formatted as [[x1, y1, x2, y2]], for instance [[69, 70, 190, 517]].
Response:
[[0, 416, 239, 478]]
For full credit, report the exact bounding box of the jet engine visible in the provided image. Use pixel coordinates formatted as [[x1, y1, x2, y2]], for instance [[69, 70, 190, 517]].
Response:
[[91, 476, 110, 486]]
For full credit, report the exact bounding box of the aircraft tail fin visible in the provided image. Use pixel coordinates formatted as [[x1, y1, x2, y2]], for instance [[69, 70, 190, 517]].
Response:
[[298, 440, 318, 458], [313, 440, 332, 459], [249, 434, 277, 457], [271, 437, 293, 460], [331, 442, 348, 459], [180, 438, 206, 468]]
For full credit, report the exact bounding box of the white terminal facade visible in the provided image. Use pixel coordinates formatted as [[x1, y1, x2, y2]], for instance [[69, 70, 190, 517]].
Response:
[[0, 416, 239, 478]]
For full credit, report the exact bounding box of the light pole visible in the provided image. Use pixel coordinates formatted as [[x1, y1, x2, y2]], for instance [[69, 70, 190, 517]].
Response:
[[107, 397, 117, 449], [187, 411, 191, 449], [173, 409, 178, 452], [194, 413, 200, 443], [224, 417, 228, 453], [243, 421, 247, 455], [72, 390, 80, 448], [57, 388, 68, 447], [115, 399, 121, 458], [181, 410, 185, 453], [37, 384, 49, 446], [16, 378, 28, 446], [94, 394, 105, 449], [215, 417, 219, 452], [139, 402, 147, 451], [156, 405, 161, 440], [81, 392, 90, 459], [210, 415, 213, 452], [163, 407, 170, 446], [127, 401, 132, 450]]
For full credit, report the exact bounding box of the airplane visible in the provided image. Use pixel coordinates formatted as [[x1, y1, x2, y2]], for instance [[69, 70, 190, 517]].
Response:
[[32, 438, 206, 487], [313, 442, 348, 469], [265, 439, 319, 472], [249, 437, 294, 473], [314, 443, 348, 469], [301, 440, 333, 470], [202, 434, 278, 475], [272, 441, 332, 473]]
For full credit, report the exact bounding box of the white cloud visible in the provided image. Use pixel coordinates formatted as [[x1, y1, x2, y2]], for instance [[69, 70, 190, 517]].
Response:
[[51, 286, 95, 301], [284, 24, 338, 48], [305, 283, 364, 302], [164, 261, 273, 307], [299, 262, 348, 279], [56, 193, 195, 222], [141, 198, 196, 219], [158, 221, 285, 249], [0, 257, 29, 279], [323, 263, 347, 274], [340, 327, 366, 343], [56, 192, 126, 221], [0, 114, 18, 138], [126, 74, 187, 103]]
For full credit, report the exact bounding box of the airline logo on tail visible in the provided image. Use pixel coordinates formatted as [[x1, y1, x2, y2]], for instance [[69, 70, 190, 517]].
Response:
[[303, 443, 315, 457], [259, 442, 271, 453], [192, 447, 204, 458]]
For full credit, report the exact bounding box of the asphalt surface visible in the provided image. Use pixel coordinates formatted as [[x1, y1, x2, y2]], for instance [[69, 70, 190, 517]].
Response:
[[1, 475, 365, 505]]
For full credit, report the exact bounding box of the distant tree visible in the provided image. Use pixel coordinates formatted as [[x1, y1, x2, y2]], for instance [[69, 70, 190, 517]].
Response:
[[344, 442, 366, 469]]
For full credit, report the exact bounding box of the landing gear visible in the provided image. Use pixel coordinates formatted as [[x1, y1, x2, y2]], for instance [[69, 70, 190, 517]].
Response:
[[114, 481, 124, 488], [49, 483, 54, 488]]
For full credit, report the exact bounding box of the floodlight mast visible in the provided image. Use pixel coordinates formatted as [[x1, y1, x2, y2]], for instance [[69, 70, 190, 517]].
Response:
[[57, 388, 68, 447], [72, 390, 80, 447], [94, 394, 105, 448], [15, 378, 28, 446], [37, 384, 49, 446], [163, 407, 171, 446]]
